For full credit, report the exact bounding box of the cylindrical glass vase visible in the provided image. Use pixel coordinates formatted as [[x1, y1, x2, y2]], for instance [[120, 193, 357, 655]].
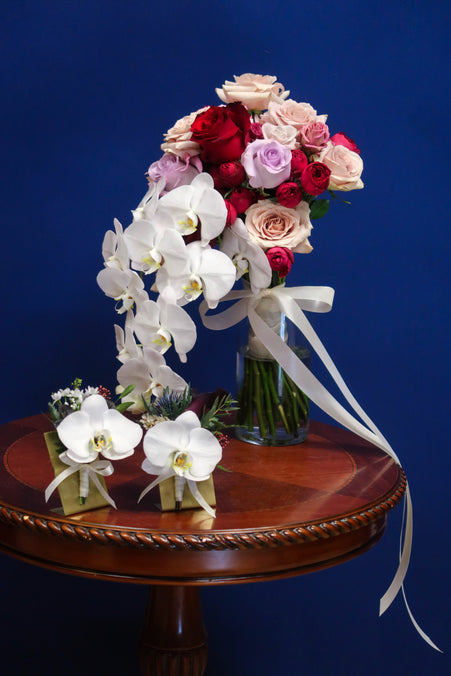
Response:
[[235, 295, 310, 446]]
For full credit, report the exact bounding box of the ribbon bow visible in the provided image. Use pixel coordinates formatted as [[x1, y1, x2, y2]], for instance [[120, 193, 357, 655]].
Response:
[[200, 284, 441, 651], [45, 453, 116, 509]]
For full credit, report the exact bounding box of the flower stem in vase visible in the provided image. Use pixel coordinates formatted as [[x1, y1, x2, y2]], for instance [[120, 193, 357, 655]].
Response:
[[236, 348, 310, 446]]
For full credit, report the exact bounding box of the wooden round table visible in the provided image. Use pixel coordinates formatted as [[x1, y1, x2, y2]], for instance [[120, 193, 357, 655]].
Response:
[[0, 414, 406, 675]]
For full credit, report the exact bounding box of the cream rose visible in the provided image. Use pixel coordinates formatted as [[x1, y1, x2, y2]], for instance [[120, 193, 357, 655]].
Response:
[[262, 99, 327, 130], [261, 122, 299, 149], [316, 142, 364, 191], [215, 73, 289, 110], [245, 199, 313, 253], [161, 107, 208, 158]]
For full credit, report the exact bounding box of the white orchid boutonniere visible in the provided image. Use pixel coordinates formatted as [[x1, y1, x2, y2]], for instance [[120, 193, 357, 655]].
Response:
[[139, 410, 222, 518], [45, 384, 143, 508], [138, 388, 236, 517]]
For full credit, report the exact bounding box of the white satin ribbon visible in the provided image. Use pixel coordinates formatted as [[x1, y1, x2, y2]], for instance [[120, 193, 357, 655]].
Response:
[[45, 454, 116, 509], [138, 470, 216, 518], [200, 285, 441, 651]]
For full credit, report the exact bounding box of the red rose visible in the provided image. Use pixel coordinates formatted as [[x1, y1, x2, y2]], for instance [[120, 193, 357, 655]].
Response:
[[191, 102, 251, 164], [275, 182, 302, 208], [290, 149, 308, 179], [330, 132, 360, 155], [210, 160, 246, 191], [266, 247, 294, 278], [227, 187, 257, 214], [301, 162, 331, 196], [224, 199, 237, 226]]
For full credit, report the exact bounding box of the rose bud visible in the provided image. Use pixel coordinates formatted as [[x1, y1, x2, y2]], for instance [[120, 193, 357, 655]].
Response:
[[276, 181, 302, 208], [228, 187, 258, 214], [249, 122, 264, 141], [290, 149, 308, 179], [266, 246, 294, 278], [224, 199, 237, 226], [330, 132, 361, 155], [301, 162, 331, 196], [211, 161, 246, 190]]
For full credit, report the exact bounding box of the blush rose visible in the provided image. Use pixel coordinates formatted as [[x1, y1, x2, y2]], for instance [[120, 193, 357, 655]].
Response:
[[245, 199, 313, 253], [262, 99, 327, 129], [316, 143, 364, 191]]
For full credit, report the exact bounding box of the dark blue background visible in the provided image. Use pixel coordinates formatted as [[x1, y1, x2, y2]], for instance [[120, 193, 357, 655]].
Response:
[[1, 1, 449, 674]]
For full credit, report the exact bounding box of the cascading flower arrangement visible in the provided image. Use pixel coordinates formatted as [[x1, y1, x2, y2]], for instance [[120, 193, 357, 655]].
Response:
[[97, 72, 364, 447]]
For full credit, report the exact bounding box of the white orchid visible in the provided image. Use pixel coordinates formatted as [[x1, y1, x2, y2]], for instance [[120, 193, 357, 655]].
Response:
[[56, 394, 143, 464], [123, 217, 187, 276], [131, 178, 165, 221], [96, 267, 148, 314], [139, 410, 222, 517], [156, 241, 237, 309], [220, 219, 272, 293], [116, 346, 188, 412], [114, 310, 140, 363], [156, 173, 227, 242], [102, 218, 130, 270], [134, 297, 196, 363]]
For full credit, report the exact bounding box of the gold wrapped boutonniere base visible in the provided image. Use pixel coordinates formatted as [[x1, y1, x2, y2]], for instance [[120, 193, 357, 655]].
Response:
[[158, 475, 216, 512], [45, 431, 111, 516]]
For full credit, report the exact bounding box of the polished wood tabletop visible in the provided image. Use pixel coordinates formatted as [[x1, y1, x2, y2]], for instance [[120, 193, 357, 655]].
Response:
[[0, 413, 406, 675]]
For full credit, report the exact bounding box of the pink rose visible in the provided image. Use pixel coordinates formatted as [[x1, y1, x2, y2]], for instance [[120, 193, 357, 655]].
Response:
[[241, 139, 291, 189], [298, 121, 330, 153], [262, 99, 327, 130], [330, 132, 361, 155], [266, 247, 294, 277], [245, 199, 313, 253], [316, 142, 364, 191], [276, 182, 302, 208]]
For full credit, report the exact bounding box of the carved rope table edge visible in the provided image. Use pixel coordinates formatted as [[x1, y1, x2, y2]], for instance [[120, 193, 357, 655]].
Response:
[[0, 469, 406, 551]]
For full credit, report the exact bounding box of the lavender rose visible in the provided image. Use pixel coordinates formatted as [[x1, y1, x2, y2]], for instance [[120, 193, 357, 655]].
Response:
[[147, 154, 200, 193], [241, 139, 291, 189]]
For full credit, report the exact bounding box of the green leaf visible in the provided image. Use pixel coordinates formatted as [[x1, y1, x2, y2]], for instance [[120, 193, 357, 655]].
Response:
[[117, 384, 135, 399], [310, 199, 330, 220]]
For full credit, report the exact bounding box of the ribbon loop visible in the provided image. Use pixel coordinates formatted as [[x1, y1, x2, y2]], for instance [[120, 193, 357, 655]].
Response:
[[45, 454, 116, 508]]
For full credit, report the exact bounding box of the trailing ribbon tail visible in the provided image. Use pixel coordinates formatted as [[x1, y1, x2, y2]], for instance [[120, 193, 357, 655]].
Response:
[[200, 285, 441, 651]]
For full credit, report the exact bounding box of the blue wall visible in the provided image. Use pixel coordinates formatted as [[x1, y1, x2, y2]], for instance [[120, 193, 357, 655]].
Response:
[[1, 1, 449, 673]]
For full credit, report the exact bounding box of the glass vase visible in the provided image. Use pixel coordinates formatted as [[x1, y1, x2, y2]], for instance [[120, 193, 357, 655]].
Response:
[[235, 294, 310, 446]]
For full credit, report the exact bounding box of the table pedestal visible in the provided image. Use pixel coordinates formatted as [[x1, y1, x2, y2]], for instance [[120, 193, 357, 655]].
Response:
[[140, 586, 208, 676]]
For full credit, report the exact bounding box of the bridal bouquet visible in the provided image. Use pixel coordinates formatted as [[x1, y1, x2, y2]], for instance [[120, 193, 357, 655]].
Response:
[[97, 73, 364, 446]]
